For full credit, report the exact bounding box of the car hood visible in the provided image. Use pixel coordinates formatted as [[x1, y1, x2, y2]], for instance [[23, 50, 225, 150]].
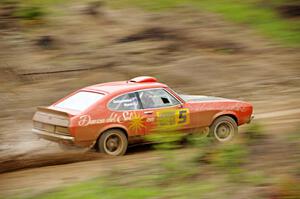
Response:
[[179, 94, 234, 102]]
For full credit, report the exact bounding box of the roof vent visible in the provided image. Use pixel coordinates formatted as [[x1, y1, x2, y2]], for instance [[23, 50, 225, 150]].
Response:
[[129, 76, 157, 83]]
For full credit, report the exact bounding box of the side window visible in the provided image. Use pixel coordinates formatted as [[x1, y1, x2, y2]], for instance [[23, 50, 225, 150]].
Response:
[[108, 93, 141, 111], [138, 89, 180, 109]]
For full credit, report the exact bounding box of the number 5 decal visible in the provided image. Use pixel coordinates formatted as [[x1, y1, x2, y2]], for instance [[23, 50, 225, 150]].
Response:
[[178, 110, 187, 124], [177, 109, 190, 125]]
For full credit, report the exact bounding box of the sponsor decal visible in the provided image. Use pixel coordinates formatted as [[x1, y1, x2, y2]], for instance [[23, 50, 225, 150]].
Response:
[[110, 97, 139, 109], [128, 112, 145, 132], [78, 108, 190, 131], [78, 115, 103, 126], [78, 111, 145, 128], [193, 102, 248, 112], [156, 108, 190, 128]]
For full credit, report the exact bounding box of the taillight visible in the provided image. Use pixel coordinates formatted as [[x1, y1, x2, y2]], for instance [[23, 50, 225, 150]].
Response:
[[55, 126, 69, 135], [33, 121, 55, 132]]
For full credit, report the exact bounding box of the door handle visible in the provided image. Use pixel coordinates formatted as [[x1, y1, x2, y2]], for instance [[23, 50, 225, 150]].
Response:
[[144, 111, 153, 115]]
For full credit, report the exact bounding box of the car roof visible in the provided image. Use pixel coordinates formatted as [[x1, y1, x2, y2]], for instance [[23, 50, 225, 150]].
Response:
[[82, 77, 168, 95]]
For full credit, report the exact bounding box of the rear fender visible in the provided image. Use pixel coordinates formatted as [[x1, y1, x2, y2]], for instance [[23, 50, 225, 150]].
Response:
[[97, 124, 129, 139]]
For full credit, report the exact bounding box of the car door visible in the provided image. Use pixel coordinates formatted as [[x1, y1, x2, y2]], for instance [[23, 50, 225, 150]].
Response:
[[108, 92, 146, 136], [137, 88, 191, 134]]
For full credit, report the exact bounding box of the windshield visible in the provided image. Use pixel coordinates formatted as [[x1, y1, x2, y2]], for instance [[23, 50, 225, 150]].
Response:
[[55, 91, 104, 112]]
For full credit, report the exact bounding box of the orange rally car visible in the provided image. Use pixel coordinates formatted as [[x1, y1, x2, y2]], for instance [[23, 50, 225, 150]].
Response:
[[32, 76, 253, 155]]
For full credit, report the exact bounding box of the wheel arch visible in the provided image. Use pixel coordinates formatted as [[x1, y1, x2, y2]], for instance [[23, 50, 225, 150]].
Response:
[[94, 125, 128, 150], [211, 112, 238, 126]]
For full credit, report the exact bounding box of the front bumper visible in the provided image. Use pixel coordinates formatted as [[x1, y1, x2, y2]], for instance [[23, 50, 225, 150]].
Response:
[[32, 128, 74, 143], [247, 115, 254, 124]]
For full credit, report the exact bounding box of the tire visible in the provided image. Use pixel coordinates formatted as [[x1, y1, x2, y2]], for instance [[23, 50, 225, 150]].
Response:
[[209, 116, 238, 142], [98, 129, 128, 156]]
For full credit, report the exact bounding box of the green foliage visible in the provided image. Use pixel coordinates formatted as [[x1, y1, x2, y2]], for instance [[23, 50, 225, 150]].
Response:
[[0, 0, 16, 5], [186, 133, 214, 148], [157, 152, 199, 185], [162, 181, 218, 198], [29, 176, 221, 199], [108, 0, 300, 46], [14, 5, 45, 20], [210, 143, 249, 183], [145, 131, 184, 150], [186, 135, 216, 164], [243, 122, 265, 143], [26, 134, 269, 199], [146, 131, 199, 184], [31, 178, 161, 199], [245, 170, 268, 186], [0, 0, 73, 21], [273, 176, 300, 199], [213, 143, 248, 169], [1, 0, 71, 6], [286, 126, 300, 143]]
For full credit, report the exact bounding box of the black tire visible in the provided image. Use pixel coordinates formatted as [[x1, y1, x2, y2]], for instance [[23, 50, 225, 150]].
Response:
[[209, 116, 238, 142], [98, 129, 128, 156]]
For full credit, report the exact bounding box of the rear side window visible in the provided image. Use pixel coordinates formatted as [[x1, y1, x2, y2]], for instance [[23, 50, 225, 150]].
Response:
[[138, 89, 180, 109], [108, 93, 141, 111], [55, 91, 104, 112]]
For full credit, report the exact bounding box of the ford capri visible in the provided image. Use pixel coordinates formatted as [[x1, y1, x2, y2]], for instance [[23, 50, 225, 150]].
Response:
[[32, 76, 253, 155]]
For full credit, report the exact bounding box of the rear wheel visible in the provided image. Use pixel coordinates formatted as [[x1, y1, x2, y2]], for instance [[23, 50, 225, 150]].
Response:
[[98, 129, 128, 156], [210, 116, 237, 142]]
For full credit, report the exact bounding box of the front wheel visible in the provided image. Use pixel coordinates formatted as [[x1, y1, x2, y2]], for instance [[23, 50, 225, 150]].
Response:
[[98, 129, 128, 156], [209, 116, 238, 142]]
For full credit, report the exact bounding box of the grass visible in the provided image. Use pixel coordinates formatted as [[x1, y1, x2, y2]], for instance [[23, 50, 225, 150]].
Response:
[[2, 0, 298, 46], [1, 0, 72, 6], [0, 0, 73, 20], [107, 0, 300, 47], [14, 129, 300, 199], [29, 178, 221, 199], [30, 179, 162, 199]]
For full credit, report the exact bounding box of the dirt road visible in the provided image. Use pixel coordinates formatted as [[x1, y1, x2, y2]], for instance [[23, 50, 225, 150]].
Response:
[[0, 108, 299, 198], [0, 2, 299, 198]]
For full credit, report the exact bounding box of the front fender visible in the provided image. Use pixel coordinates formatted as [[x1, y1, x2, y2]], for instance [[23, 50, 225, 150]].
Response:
[[212, 111, 239, 125]]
